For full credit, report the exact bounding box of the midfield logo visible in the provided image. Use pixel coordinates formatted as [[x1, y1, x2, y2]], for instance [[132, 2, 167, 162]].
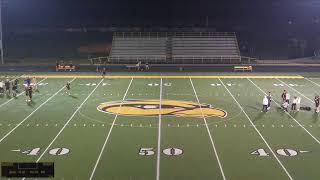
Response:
[[97, 99, 227, 118]]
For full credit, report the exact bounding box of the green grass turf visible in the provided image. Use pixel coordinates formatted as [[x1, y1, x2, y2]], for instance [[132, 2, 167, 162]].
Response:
[[0, 73, 320, 179]]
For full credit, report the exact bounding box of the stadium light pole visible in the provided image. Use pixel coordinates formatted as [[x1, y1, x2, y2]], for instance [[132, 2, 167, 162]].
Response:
[[0, 0, 4, 64]]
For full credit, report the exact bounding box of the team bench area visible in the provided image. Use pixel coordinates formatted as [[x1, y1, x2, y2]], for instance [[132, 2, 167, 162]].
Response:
[[56, 65, 75, 71], [234, 65, 253, 72]]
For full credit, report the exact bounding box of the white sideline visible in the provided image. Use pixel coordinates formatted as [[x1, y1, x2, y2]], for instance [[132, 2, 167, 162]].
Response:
[[0, 78, 76, 144], [0, 78, 47, 108], [156, 78, 163, 180], [89, 78, 133, 180], [219, 78, 293, 180], [251, 78, 320, 144], [33, 78, 105, 165], [190, 78, 226, 180]]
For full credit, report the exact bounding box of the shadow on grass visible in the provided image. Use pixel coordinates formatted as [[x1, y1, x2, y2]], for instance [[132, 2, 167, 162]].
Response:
[[253, 112, 265, 122], [27, 100, 36, 107], [290, 111, 298, 118], [312, 113, 319, 123], [276, 107, 287, 116], [69, 95, 78, 99]]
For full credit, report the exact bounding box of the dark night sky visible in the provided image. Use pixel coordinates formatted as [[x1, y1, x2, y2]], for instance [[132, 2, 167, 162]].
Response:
[[3, 0, 320, 27], [1, 0, 320, 59]]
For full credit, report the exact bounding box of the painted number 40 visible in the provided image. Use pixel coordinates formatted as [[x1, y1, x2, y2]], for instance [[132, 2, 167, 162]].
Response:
[[19, 147, 70, 156], [251, 148, 308, 157]]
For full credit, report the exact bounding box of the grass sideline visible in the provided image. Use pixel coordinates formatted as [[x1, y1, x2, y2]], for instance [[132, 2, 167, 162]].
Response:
[[17, 75, 305, 79]]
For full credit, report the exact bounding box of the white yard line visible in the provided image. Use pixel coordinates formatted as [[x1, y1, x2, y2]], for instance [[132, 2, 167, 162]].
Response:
[[33, 78, 104, 165], [89, 78, 133, 180], [190, 78, 226, 180], [248, 78, 320, 145], [0, 78, 76, 144], [156, 78, 163, 180], [219, 78, 293, 180], [305, 78, 320, 88], [0, 78, 47, 108], [277, 78, 313, 104]]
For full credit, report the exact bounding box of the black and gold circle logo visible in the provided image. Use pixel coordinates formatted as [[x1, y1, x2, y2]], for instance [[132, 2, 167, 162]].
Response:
[[97, 99, 227, 118]]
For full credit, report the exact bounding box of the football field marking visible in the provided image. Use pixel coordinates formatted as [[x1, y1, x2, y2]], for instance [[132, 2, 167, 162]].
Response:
[[33, 78, 104, 165], [219, 78, 293, 180], [190, 78, 226, 180], [156, 78, 163, 180], [89, 78, 133, 180], [21, 75, 304, 79], [0, 78, 76, 144], [248, 78, 320, 145], [305, 78, 320, 88], [0, 78, 47, 108]]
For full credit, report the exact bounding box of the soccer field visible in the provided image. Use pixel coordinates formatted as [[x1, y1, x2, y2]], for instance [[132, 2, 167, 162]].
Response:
[[1, 73, 320, 180]]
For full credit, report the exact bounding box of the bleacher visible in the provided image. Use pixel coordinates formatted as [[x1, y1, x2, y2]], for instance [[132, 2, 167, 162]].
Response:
[[171, 32, 240, 63], [109, 32, 241, 64], [110, 32, 167, 63]]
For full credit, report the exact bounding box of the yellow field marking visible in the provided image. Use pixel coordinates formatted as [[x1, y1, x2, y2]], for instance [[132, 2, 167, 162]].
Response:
[[20, 75, 304, 79]]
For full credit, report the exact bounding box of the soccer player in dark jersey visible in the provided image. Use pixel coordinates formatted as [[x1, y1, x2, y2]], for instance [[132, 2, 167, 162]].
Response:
[[281, 90, 287, 103], [12, 80, 18, 97], [267, 91, 272, 111], [26, 77, 31, 86], [14, 79, 19, 92], [27, 85, 33, 102], [315, 95, 320, 113], [14, 78, 19, 87], [4, 79, 11, 95], [102, 67, 106, 78], [25, 86, 29, 102], [65, 82, 71, 95]]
